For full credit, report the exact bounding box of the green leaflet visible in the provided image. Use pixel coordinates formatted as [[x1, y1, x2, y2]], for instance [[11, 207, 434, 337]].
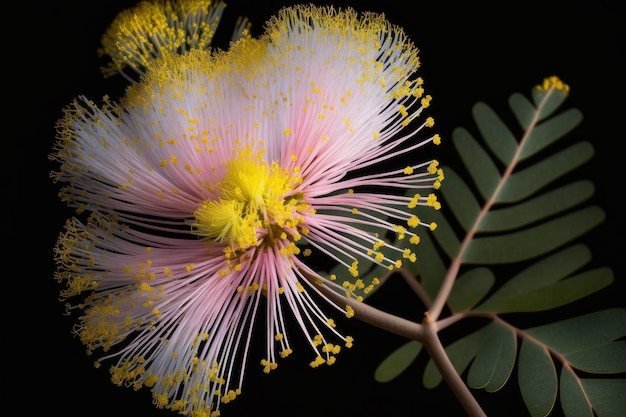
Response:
[[496, 141, 594, 203], [579, 379, 626, 417], [463, 206, 605, 264], [374, 340, 422, 383], [565, 341, 626, 374], [452, 126, 501, 200], [441, 168, 596, 234], [437, 167, 481, 232], [524, 309, 626, 355], [472, 102, 517, 166], [518, 340, 557, 417], [403, 223, 447, 301], [447, 267, 494, 313], [560, 368, 595, 417], [473, 267, 612, 313], [419, 208, 460, 261], [559, 370, 626, 417], [474, 244, 614, 313], [466, 322, 517, 392], [561, 376, 626, 417], [508, 91, 538, 130], [479, 180, 595, 232]]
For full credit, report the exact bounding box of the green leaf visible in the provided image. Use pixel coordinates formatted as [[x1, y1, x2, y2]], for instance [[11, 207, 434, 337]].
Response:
[[448, 267, 495, 313], [560, 368, 594, 417], [581, 378, 626, 417], [474, 245, 606, 313], [518, 340, 557, 417], [439, 167, 481, 232], [496, 141, 594, 203], [559, 371, 626, 417], [509, 92, 536, 130], [476, 244, 589, 301], [426, 209, 461, 262], [479, 180, 594, 232], [374, 340, 422, 383], [463, 206, 605, 264], [524, 309, 626, 355], [411, 80, 620, 417], [474, 267, 613, 313], [452, 127, 501, 200], [467, 322, 517, 392], [472, 101, 517, 166], [423, 324, 492, 388], [565, 342, 626, 374], [405, 228, 446, 300], [520, 108, 583, 161]]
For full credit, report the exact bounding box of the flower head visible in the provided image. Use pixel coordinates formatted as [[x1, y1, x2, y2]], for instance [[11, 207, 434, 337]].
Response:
[[51, 3, 442, 416], [98, 0, 251, 81]]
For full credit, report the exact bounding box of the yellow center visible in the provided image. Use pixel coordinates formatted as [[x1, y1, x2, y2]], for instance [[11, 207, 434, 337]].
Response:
[[192, 154, 307, 253]]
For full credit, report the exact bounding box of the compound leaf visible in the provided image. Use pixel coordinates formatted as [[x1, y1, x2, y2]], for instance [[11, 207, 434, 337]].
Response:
[[390, 80, 620, 417]]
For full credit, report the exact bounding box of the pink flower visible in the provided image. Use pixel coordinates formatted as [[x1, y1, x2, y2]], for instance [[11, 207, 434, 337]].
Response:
[[51, 4, 442, 416]]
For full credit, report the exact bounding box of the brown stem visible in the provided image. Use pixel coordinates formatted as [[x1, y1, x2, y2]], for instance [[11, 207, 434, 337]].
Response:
[[422, 313, 487, 417], [317, 284, 424, 341]]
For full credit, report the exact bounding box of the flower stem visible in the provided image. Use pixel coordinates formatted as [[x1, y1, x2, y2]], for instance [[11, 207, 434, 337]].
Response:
[[317, 284, 424, 340]]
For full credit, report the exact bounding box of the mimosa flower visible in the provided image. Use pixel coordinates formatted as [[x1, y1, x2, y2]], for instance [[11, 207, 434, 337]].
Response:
[[98, 0, 251, 81], [50, 4, 442, 416]]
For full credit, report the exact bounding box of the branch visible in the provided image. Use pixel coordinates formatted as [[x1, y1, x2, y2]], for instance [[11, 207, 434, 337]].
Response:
[[316, 284, 425, 341], [422, 312, 487, 417]]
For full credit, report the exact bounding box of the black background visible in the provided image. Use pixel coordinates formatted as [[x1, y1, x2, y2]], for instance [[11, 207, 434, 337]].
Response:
[[12, 1, 624, 416]]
